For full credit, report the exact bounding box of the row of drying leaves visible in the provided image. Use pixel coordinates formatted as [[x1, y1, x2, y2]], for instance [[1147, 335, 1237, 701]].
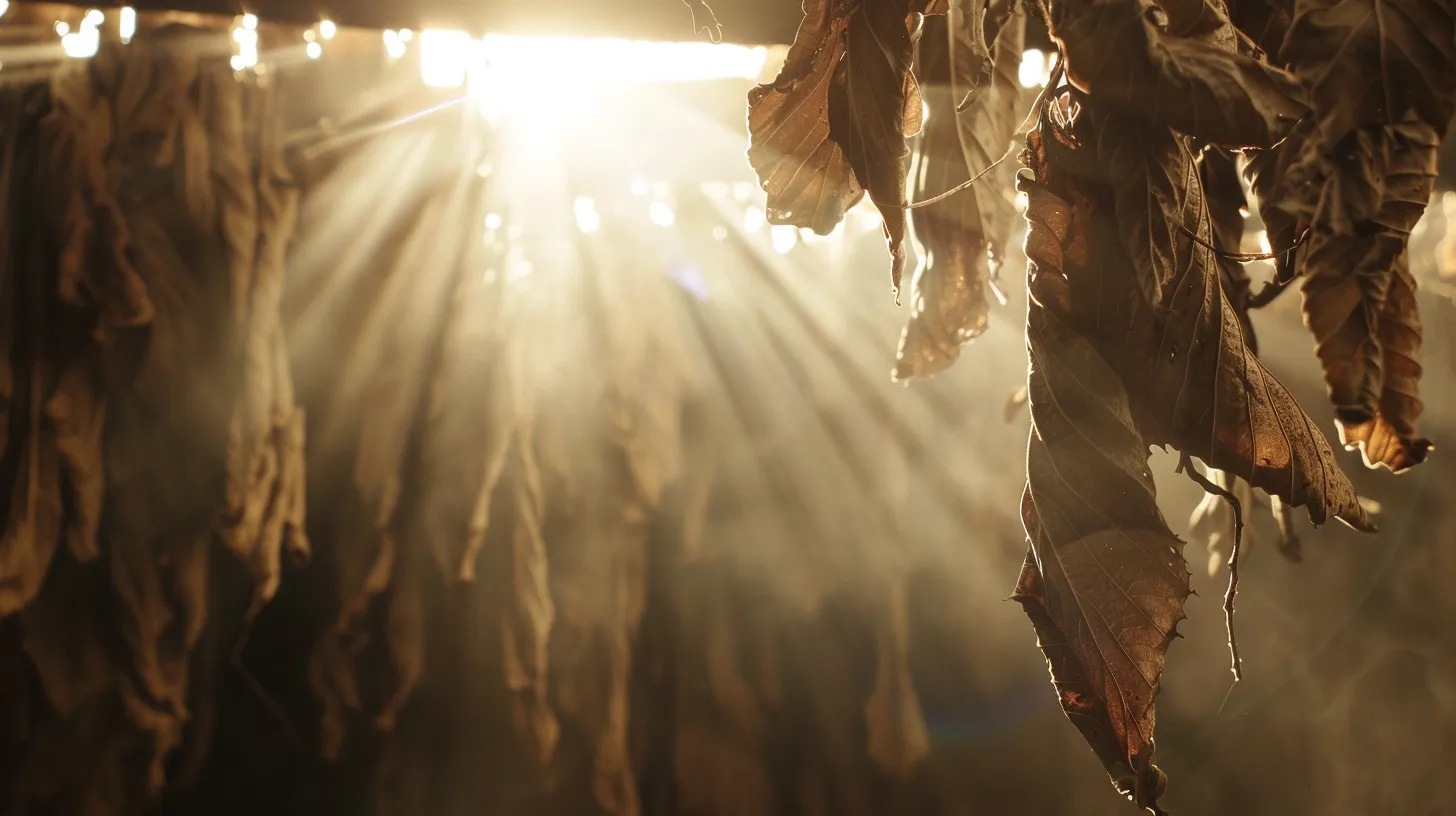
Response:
[[747, 0, 1456, 812]]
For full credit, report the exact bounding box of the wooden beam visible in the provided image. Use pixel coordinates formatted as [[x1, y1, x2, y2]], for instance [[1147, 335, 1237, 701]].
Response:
[[10, 0, 800, 43]]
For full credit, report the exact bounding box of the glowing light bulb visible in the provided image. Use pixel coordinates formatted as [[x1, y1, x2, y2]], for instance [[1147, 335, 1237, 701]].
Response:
[[119, 6, 135, 42], [306, 41, 322, 59], [319, 19, 336, 40], [648, 201, 676, 227]]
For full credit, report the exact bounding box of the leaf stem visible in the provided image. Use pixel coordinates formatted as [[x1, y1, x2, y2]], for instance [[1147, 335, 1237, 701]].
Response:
[[1180, 454, 1244, 681]]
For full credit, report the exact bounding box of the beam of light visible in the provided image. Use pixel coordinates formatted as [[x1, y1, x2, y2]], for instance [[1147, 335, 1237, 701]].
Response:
[[119, 6, 135, 42], [1018, 49, 1048, 88]]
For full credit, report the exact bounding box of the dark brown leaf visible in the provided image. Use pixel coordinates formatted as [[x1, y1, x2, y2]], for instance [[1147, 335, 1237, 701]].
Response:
[[1055, 105, 1371, 529], [894, 2, 1025, 381], [1279, 0, 1456, 149], [1016, 299, 1188, 816], [1336, 253, 1430, 471], [1048, 0, 1308, 147]]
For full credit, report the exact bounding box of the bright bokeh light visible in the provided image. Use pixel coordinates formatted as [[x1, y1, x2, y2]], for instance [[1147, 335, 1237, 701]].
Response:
[[0, 1, 9, 21], [648, 201, 676, 227], [383, 30, 406, 60], [242, 12, 257, 30], [54, 20, 69, 36], [232, 20, 259, 71], [414, 31, 770, 126], [573, 196, 601, 234], [770, 225, 797, 254], [742, 206, 765, 234], [84, 8, 103, 26], [712, 225, 728, 241], [319, 19, 337, 40], [60, 15, 100, 58], [119, 6, 135, 42], [1018, 49, 1049, 88], [484, 212, 503, 231], [306, 41, 322, 60], [420, 29, 474, 88]]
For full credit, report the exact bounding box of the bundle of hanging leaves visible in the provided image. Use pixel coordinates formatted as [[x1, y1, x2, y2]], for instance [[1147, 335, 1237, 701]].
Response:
[[746, 0, 1455, 812]]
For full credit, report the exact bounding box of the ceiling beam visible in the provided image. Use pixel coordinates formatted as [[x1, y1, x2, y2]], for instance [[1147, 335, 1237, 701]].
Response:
[[12, 0, 801, 43]]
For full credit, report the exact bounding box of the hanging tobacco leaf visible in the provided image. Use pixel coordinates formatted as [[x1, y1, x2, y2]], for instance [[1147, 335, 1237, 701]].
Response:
[[1246, 0, 1454, 471], [1199, 146, 1259, 352], [1048, 0, 1308, 148], [747, 0, 948, 296], [1060, 104, 1371, 529], [894, 1, 1025, 381], [1336, 252, 1429, 471], [1016, 299, 1188, 816]]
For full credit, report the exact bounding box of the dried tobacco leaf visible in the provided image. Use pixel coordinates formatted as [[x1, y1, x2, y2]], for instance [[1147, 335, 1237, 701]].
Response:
[[894, 1, 1025, 381], [1336, 253, 1430, 471], [1016, 299, 1188, 816], [1056, 105, 1371, 530], [747, 0, 948, 296], [1048, 0, 1308, 147]]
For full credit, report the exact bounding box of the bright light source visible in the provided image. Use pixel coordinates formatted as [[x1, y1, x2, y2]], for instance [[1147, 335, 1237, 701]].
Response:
[[648, 201, 675, 227], [921, 99, 930, 123], [119, 6, 135, 42], [383, 29, 406, 59], [770, 225, 797, 254], [399, 29, 413, 42], [1256, 230, 1272, 255], [242, 12, 257, 30], [55, 20, 69, 36], [712, 225, 728, 241], [232, 23, 258, 70], [84, 8, 103, 26], [420, 29, 473, 88], [743, 207, 765, 234], [465, 35, 770, 126], [60, 15, 100, 58], [1019, 49, 1048, 89], [304, 29, 315, 42], [318, 19, 336, 40], [0, 1, 9, 20], [573, 196, 601, 234], [485, 212, 503, 231], [305, 41, 322, 59]]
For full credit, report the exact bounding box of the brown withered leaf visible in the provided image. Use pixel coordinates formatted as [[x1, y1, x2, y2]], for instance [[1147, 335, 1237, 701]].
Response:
[[1199, 147, 1259, 352], [894, 2, 1024, 381], [748, 0, 946, 296], [1337, 253, 1430, 471], [1056, 106, 1371, 530], [1016, 299, 1187, 816], [1047, 0, 1308, 147], [747, 0, 862, 236], [1279, 0, 1456, 156]]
